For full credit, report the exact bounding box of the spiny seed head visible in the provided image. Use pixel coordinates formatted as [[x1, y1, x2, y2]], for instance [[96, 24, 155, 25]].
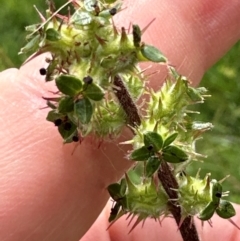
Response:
[[21, 1, 236, 230]]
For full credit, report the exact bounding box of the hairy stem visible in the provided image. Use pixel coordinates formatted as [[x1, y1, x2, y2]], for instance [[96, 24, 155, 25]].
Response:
[[158, 162, 200, 241], [113, 76, 200, 241], [113, 75, 141, 127]]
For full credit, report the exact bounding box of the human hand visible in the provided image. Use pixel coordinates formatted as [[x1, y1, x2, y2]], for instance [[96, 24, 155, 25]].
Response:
[[0, 0, 240, 241]]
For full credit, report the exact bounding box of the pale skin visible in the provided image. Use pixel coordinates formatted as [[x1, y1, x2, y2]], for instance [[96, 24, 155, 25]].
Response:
[[0, 0, 240, 240]]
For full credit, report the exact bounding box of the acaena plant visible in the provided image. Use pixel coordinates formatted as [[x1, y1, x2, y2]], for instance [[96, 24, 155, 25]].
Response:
[[19, 1, 239, 241]]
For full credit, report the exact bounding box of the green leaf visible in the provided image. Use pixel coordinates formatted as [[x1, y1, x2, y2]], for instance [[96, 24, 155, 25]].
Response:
[[211, 181, 222, 205], [46, 110, 63, 122], [163, 133, 178, 148], [19, 35, 40, 54], [45, 28, 61, 41], [187, 87, 203, 102], [216, 200, 236, 219], [162, 145, 188, 163], [84, 0, 96, 12], [74, 98, 93, 124], [143, 131, 163, 152], [46, 101, 57, 109], [83, 83, 105, 101], [58, 96, 74, 114], [25, 24, 40, 32], [141, 44, 167, 63], [58, 121, 77, 140], [109, 202, 121, 222], [132, 24, 141, 47], [119, 179, 127, 196], [107, 183, 122, 201], [55, 75, 82, 96], [71, 11, 92, 26], [198, 202, 216, 221], [103, 0, 117, 3], [146, 156, 161, 177], [129, 146, 151, 161]]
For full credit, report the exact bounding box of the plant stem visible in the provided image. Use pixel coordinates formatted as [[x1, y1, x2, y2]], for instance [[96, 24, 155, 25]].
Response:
[[113, 75, 141, 127], [113, 76, 200, 241], [158, 162, 200, 241]]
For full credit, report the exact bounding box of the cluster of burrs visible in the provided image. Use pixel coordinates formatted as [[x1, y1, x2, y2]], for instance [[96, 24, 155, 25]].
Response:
[[20, 0, 166, 142], [107, 74, 237, 231], [20, 0, 237, 235], [108, 172, 236, 232]]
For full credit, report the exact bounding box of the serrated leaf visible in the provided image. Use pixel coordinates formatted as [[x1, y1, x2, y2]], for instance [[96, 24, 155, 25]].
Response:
[[141, 44, 167, 63], [45, 28, 61, 41], [146, 156, 161, 177], [58, 96, 74, 114], [129, 146, 150, 161], [143, 131, 163, 152], [163, 133, 178, 148], [55, 75, 82, 96], [83, 83, 105, 101], [216, 200, 236, 219], [198, 202, 216, 221], [74, 98, 93, 124]]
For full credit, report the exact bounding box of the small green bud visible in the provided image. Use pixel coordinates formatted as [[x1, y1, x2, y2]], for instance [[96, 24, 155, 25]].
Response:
[[55, 75, 83, 96]]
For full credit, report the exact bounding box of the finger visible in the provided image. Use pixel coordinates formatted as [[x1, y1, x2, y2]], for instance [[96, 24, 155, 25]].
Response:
[[2, 0, 239, 241], [91, 201, 240, 241], [115, 0, 240, 85], [0, 56, 132, 241]]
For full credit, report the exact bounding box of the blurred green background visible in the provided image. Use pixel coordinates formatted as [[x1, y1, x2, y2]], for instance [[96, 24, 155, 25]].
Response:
[[1, 1, 240, 202]]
